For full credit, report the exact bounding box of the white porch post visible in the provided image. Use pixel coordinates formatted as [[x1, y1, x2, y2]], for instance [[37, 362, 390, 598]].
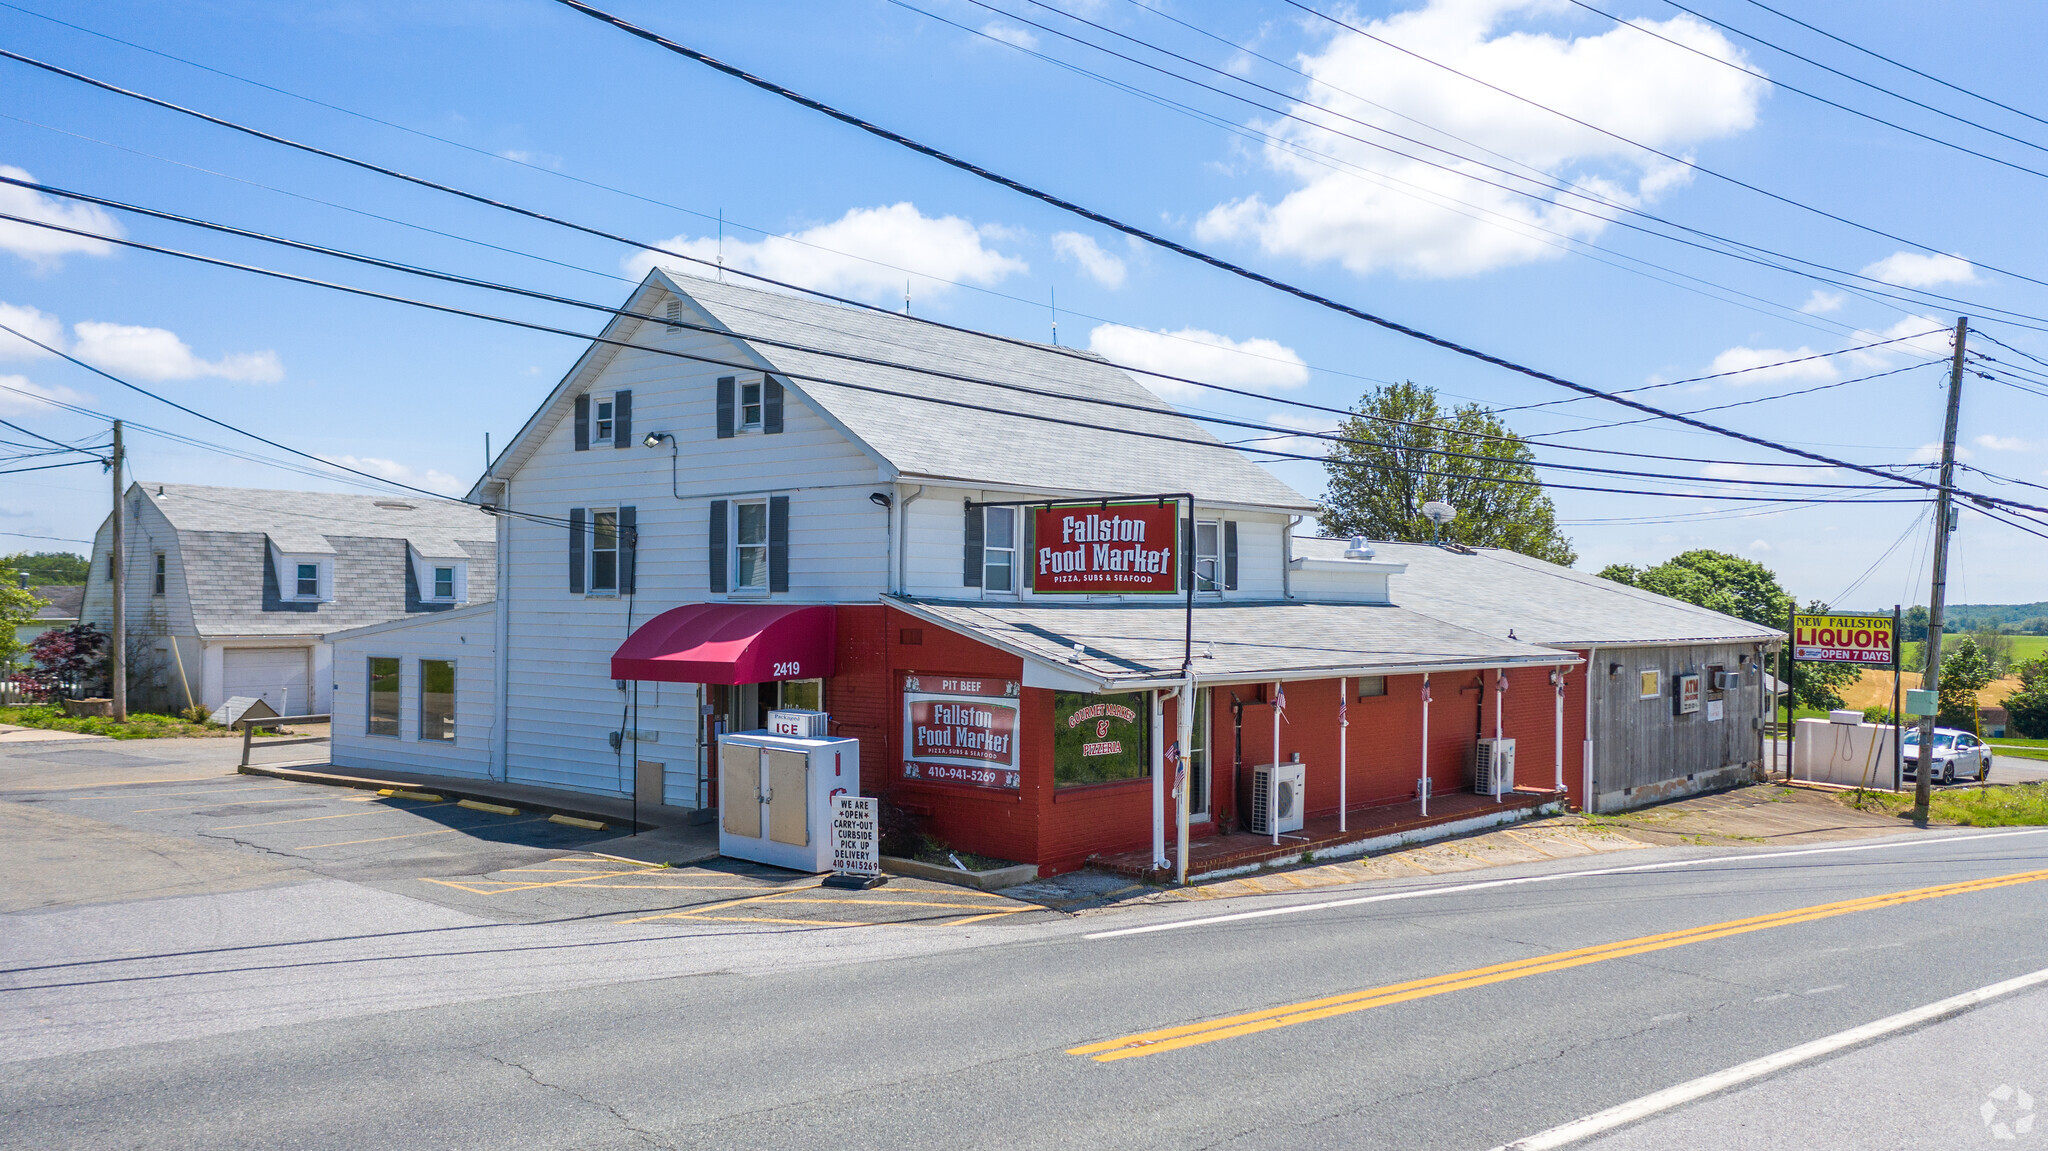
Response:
[[1151, 688, 1166, 871], [1419, 674, 1432, 818], [1494, 670, 1507, 803], [1583, 648, 1598, 812], [1176, 677, 1196, 885], [1338, 677, 1348, 834], [1553, 668, 1566, 793], [1270, 680, 1281, 846]]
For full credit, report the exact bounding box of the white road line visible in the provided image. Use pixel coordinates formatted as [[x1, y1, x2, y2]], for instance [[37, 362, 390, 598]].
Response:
[[1083, 826, 2048, 940], [1491, 965, 2048, 1150]]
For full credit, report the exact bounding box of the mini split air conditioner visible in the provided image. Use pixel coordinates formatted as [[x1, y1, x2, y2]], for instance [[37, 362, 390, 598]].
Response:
[[1473, 738, 1516, 796], [1247, 762, 1306, 835]]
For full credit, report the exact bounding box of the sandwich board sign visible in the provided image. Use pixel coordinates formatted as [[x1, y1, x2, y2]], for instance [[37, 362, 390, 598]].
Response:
[[825, 795, 882, 888]]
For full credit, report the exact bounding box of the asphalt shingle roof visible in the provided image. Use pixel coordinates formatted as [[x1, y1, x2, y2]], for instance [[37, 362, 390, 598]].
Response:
[[889, 596, 1571, 687], [1294, 537, 1783, 649], [664, 270, 1317, 510], [29, 585, 82, 620]]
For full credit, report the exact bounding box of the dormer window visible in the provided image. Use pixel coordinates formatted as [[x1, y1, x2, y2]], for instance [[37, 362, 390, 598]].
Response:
[[433, 567, 455, 599], [739, 380, 763, 431], [296, 563, 320, 598], [407, 546, 469, 604]]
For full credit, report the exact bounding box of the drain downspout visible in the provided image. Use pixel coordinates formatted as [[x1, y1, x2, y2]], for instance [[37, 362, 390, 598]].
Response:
[[895, 484, 924, 595]]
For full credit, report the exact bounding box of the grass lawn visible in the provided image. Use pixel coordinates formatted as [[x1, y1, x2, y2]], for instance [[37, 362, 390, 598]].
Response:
[[1839, 783, 2048, 826], [1901, 636, 2048, 668], [0, 704, 242, 740], [1991, 738, 2048, 762]]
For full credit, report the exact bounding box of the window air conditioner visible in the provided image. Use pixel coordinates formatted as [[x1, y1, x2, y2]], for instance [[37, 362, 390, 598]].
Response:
[[1713, 672, 1744, 691], [1247, 762, 1306, 835], [1473, 738, 1516, 796]]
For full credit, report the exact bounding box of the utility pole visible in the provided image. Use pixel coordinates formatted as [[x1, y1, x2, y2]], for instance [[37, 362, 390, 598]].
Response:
[[109, 419, 126, 721], [1914, 317, 1967, 822]]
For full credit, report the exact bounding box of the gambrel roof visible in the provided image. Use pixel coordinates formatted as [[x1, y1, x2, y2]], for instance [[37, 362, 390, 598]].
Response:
[[478, 268, 1316, 512]]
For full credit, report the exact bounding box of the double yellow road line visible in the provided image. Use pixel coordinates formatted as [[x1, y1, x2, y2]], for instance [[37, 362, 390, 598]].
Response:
[[1073, 867, 2048, 1062]]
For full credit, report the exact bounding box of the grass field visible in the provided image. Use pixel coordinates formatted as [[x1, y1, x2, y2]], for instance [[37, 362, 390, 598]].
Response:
[[1900, 635, 2048, 668], [1840, 783, 2048, 826]]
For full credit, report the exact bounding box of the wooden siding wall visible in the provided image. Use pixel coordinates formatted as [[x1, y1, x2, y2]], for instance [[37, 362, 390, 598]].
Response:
[[81, 495, 202, 713], [1587, 643, 1768, 803], [900, 487, 1295, 601], [498, 317, 888, 800]]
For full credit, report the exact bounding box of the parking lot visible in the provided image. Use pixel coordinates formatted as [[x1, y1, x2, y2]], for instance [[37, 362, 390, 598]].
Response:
[[0, 737, 1050, 930]]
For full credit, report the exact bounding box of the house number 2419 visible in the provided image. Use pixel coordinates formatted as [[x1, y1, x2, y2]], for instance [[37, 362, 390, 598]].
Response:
[[772, 661, 803, 677]]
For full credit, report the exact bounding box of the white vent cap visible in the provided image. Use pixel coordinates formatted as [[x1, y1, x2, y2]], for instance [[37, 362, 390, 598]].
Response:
[[1343, 535, 1375, 560]]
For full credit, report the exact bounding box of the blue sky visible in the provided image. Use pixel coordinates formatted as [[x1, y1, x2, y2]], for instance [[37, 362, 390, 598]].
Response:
[[2, 0, 2043, 605]]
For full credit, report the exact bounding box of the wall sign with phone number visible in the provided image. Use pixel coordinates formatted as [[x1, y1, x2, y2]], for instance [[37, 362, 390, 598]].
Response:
[[900, 675, 1022, 791]]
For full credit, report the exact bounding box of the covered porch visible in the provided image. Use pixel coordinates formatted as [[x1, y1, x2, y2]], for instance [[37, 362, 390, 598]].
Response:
[[1087, 786, 1565, 880]]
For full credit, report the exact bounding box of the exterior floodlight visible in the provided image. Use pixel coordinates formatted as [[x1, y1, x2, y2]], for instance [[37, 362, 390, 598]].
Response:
[[1420, 500, 1457, 545], [868, 491, 893, 508], [643, 431, 670, 449]]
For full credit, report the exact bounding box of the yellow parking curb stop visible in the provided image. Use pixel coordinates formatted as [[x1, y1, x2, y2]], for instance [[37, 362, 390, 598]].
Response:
[[458, 799, 520, 816], [549, 814, 607, 830], [378, 789, 444, 802]]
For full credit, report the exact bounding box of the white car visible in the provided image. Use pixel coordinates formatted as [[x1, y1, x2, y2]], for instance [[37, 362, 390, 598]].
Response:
[[1902, 727, 1991, 785]]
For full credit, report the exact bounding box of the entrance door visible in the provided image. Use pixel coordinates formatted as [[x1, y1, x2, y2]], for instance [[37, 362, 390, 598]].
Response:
[[222, 647, 311, 715], [1187, 689, 1212, 822]]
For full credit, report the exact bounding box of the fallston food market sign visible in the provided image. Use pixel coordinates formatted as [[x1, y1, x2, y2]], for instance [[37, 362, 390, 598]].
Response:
[[1033, 503, 1179, 595], [900, 677, 1023, 790]]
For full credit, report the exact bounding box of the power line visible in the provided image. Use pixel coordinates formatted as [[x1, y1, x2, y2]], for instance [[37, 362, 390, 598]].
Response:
[[1493, 333, 1948, 414], [546, 1, 2026, 510], [1527, 361, 1947, 439], [0, 530, 94, 545]]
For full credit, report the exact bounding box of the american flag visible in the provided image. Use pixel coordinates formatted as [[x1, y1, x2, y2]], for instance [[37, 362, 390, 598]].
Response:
[[1166, 741, 1184, 800]]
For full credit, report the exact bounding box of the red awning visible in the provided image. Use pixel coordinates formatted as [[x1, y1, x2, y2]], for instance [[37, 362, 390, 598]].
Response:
[[611, 603, 836, 685]]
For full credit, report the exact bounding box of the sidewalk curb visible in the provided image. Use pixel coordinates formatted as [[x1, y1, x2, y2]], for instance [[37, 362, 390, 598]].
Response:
[[238, 762, 644, 832]]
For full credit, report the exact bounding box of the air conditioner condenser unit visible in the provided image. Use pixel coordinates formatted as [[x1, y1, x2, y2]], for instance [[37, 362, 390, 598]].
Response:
[[1473, 738, 1516, 796], [1245, 761, 1306, 835]]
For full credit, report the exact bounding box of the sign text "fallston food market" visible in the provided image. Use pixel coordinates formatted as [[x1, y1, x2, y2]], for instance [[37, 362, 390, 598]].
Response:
[[1033, 504, 1180, 595]]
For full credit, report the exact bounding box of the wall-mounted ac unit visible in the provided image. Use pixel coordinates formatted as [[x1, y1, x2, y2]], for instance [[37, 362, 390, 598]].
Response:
[[1473, 738, 1516, 796], [1713, 672, 1744, 691], [1247, 762, 1306, 835]]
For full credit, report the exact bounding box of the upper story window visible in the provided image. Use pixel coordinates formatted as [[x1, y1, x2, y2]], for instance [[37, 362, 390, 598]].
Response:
[[574, 389, 629, 451], [594, 396, 616, 443], [983, 506, 1016, 593], [590, 510, 620, 593], [739, 380, 764, 432], [433, 566, 455, 600], [269, 542, 332, 603], [295, 563, 320, 598], [733, 499, 769, 592], [153, 553, 166, 596], [1194, 520, 1220, 593]]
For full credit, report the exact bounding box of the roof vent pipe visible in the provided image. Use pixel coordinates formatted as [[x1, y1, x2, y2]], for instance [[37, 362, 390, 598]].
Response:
[[1343, 535, 1374, 560]]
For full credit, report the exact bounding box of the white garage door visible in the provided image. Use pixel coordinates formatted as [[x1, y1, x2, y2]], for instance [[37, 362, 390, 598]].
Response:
[[223, 648, 311, 715]]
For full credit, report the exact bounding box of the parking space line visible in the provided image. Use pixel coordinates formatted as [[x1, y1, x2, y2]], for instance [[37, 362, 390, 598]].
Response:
[[622, 884, 825, 923], [217, 802, 455, 829], [133, 792, 366, 813], [295, 815, 549, 850], [6, 776, 230, 792], [659, 914, 875, 927], [945, 908, 1035, 926], [753, 897, 1030, 910]]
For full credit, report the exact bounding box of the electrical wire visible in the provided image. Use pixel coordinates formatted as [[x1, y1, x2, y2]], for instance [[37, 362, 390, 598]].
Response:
[[1832, 508, 1928, 607], [1527, 360, 1946, 439], [0, 203, 1936, 500]]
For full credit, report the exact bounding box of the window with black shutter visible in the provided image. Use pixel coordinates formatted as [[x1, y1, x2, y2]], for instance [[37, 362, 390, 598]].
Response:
[[612, 390, 632, 449], [768, 495, 789, 593], [763, 377, 784, 434], [715, 377, 736, 439], [962, 500, 983, 587], [573, 395, 590, 452], [1224, 520, 1239, 591], [568, 507, 586, 593], [708, 499, 728, 592]]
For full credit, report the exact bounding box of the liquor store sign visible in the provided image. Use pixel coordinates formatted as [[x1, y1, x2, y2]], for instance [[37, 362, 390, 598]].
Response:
[[1792, 613, 1896, 666], [1033, 503, 1179, 595], [901, 676, 1023, 790]]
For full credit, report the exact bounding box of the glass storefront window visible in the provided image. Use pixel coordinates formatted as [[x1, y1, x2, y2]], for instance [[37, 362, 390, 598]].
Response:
[[1053, 690, 1151, 787], [368, 657, 400, 737], [419, 659, 455, 742]]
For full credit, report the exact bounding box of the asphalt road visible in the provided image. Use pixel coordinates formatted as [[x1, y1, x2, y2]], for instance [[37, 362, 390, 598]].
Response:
[[7, 738, 2048, 1150]]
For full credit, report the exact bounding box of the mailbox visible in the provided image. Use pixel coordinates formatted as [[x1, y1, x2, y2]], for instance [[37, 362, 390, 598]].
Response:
[[717, 729, 860, 872]]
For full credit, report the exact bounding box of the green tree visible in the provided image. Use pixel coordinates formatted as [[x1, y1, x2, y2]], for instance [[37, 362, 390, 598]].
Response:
[[2007, 656, 2048, 738], [1935, 636, 1996, 733], [0, 582, 47, 671], [1598, 551, 1857, 711], [3, 551, 91, 586], [1318, 381, 1576, 565]]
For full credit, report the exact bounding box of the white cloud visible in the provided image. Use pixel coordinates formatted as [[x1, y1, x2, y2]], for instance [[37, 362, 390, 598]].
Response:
[[1910, 441, 1975, 463], [1848, 314, 1953, 364], [0, 166, 124, 270], [499, 149, 562, 169], [1747, 539, 1771, 552], [1195, 1, 1765, 278], [1051, 231, 1127, 288], [70, 322, 284, 383], [1976, 434, 2034, 452], [1799, 290, 1845, 314], [1085, 324, 1309, 400], [981, 21, 1038, 49], [1860, 251, 1975, 288], [1705, 345, 1837, 386], [0, 372, 90, 415], [623, 203, 1028, 304], [324, 455, 466, 495], [1701, 462, 1837, 483], [0, 302, 65, 359]]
